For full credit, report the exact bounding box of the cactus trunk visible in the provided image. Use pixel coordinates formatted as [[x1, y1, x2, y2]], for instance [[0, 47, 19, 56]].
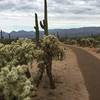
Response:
[[34, 13, 39, 46], [0, 30, 3, 39], [44, 0, 48, 35], [40, 0, 48, 36], [8, 34, 11, 40]]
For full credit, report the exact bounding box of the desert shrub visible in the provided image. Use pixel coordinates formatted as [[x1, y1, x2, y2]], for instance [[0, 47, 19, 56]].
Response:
[[87, 38, 99, 47], [0, 39, 39, 100], [41, 35, 64, 60], [0, 36, 64, 95], [79, 39, 91, 47], [64, 39, 77, 45], [0, 39, 17, 44], [0, 43, 4, 48], [0, 65, 35, 100], [0, 39, 36, 68], [11, 39, 36, 65], [78, 38, 99, 47], [32, 35, 64, 88], [70, 40, 77, 45]]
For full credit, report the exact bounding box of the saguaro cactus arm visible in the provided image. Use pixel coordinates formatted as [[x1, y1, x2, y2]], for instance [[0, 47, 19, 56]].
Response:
[[40, 20, 45, 29], [34, 26, 36, 29]]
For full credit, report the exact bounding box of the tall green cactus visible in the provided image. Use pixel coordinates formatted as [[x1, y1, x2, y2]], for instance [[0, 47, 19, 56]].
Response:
[[40, 0, 48, 36], [34, 13, 39, 45], [8, 33, 11, 40], [0, 30, 3, 39], [57, 32, 60, 39]]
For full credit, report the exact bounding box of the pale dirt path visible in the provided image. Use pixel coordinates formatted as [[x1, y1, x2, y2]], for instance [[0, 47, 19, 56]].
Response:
[[33, 47, 89, 100], [70, 46, 100, 100]]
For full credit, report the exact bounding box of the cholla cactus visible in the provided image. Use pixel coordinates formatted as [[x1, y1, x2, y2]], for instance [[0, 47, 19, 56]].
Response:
[[77, 37, 100, 47], [11, 39, 36, 65], [33, 35, 64, 88], [79, 39, 91, 47], [0, 36, 64, 90], [41, 35, 64, 59], [68, 40, 77, 45], [0, 65, 35, 100], [0, 39, 36, 68], [32, 35, 64, 61], [0, 43, 4, 48]]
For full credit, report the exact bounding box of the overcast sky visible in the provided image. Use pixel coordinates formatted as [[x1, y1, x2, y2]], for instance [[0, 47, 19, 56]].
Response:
[[0, 0, 100, 32]]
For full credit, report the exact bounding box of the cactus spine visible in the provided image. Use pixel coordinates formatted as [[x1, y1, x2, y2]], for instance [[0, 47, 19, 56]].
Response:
[[34, 13, 39, 45], [40, 0, 48, 35]]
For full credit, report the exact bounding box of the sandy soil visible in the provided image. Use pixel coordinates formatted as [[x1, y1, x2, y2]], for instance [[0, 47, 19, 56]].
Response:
[[32, 47, 89, 100]]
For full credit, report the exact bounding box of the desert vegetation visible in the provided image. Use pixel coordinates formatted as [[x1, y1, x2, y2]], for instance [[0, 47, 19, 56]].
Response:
[[63, 35, 100, 54], [0, 0, 64, 100], [0, 35, 64, 100], [0, 0, 100, 100]]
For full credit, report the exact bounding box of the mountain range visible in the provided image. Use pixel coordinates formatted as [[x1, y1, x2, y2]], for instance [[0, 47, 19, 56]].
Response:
[[1, 27, 100, 39]]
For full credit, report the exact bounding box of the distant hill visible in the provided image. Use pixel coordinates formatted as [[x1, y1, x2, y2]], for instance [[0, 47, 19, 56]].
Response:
[[0, 27, 100, 39], [1, 30, 35, 39], [49, 27, 100, 38]]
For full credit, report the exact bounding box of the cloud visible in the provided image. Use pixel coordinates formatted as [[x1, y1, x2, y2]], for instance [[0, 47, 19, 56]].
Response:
[[0, 0, 100, 31], [0, 0, 41, 12], [49, 0, 100, 15], [0, 0, 100, 15]]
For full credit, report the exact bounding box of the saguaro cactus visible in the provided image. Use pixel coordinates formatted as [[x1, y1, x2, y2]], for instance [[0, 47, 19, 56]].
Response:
[[8, 34, 11, 40], [40, 0, 48, 35], [57, 32, 60, 39], [34, 13, 39, 45], [0, 30, 3, 39]]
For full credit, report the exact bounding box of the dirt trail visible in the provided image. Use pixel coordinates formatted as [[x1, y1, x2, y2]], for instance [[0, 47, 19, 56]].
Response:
[[70, 47, 100, 100], [33, 47, 89, 100]]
